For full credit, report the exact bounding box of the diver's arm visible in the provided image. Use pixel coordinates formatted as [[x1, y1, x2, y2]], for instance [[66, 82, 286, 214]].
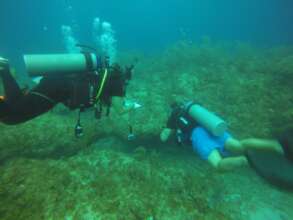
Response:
[[160, 128, 174, 142], [0, 72, 70, 124], [0, 57, 22, 101]]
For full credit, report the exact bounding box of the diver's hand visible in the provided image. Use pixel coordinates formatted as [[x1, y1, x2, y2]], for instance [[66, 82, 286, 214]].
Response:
[[0, 57, 9, 71], [160, 128, 173, 142]]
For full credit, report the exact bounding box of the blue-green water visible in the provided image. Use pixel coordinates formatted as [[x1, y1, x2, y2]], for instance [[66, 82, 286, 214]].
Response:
[[0, 1, 293, 219], [1, 0, 293, 55]]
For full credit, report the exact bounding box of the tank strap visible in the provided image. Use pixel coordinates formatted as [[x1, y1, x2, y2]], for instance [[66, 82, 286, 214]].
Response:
[[30, 92, 56, 104]]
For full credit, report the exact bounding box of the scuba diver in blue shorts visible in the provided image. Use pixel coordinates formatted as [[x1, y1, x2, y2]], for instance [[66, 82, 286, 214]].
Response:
[[160, 101, 285, 171]]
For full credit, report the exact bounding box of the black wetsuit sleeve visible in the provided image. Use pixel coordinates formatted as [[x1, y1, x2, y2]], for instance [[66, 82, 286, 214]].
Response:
[[1, 92, 56, 124], [166, 110, 179, 129], [33, 76, 71, 103], [0, 75, 72, 125], [0, 66, 22, 102], [166, 105, 191, 130]]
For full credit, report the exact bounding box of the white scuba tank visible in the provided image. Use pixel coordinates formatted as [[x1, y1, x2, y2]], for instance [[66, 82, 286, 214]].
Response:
[[24, 53, 100, 77], [187, 103, 227, 136]]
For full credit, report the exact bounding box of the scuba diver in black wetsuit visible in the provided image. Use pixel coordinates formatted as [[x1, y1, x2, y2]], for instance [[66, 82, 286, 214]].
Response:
[[0, 55, 134, 137]]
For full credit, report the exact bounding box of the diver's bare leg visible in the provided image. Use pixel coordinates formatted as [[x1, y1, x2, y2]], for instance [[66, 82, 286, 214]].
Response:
[[241, 138, 284, 155], [208, 149, 248, 171], [225, 138, 245, 154]]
